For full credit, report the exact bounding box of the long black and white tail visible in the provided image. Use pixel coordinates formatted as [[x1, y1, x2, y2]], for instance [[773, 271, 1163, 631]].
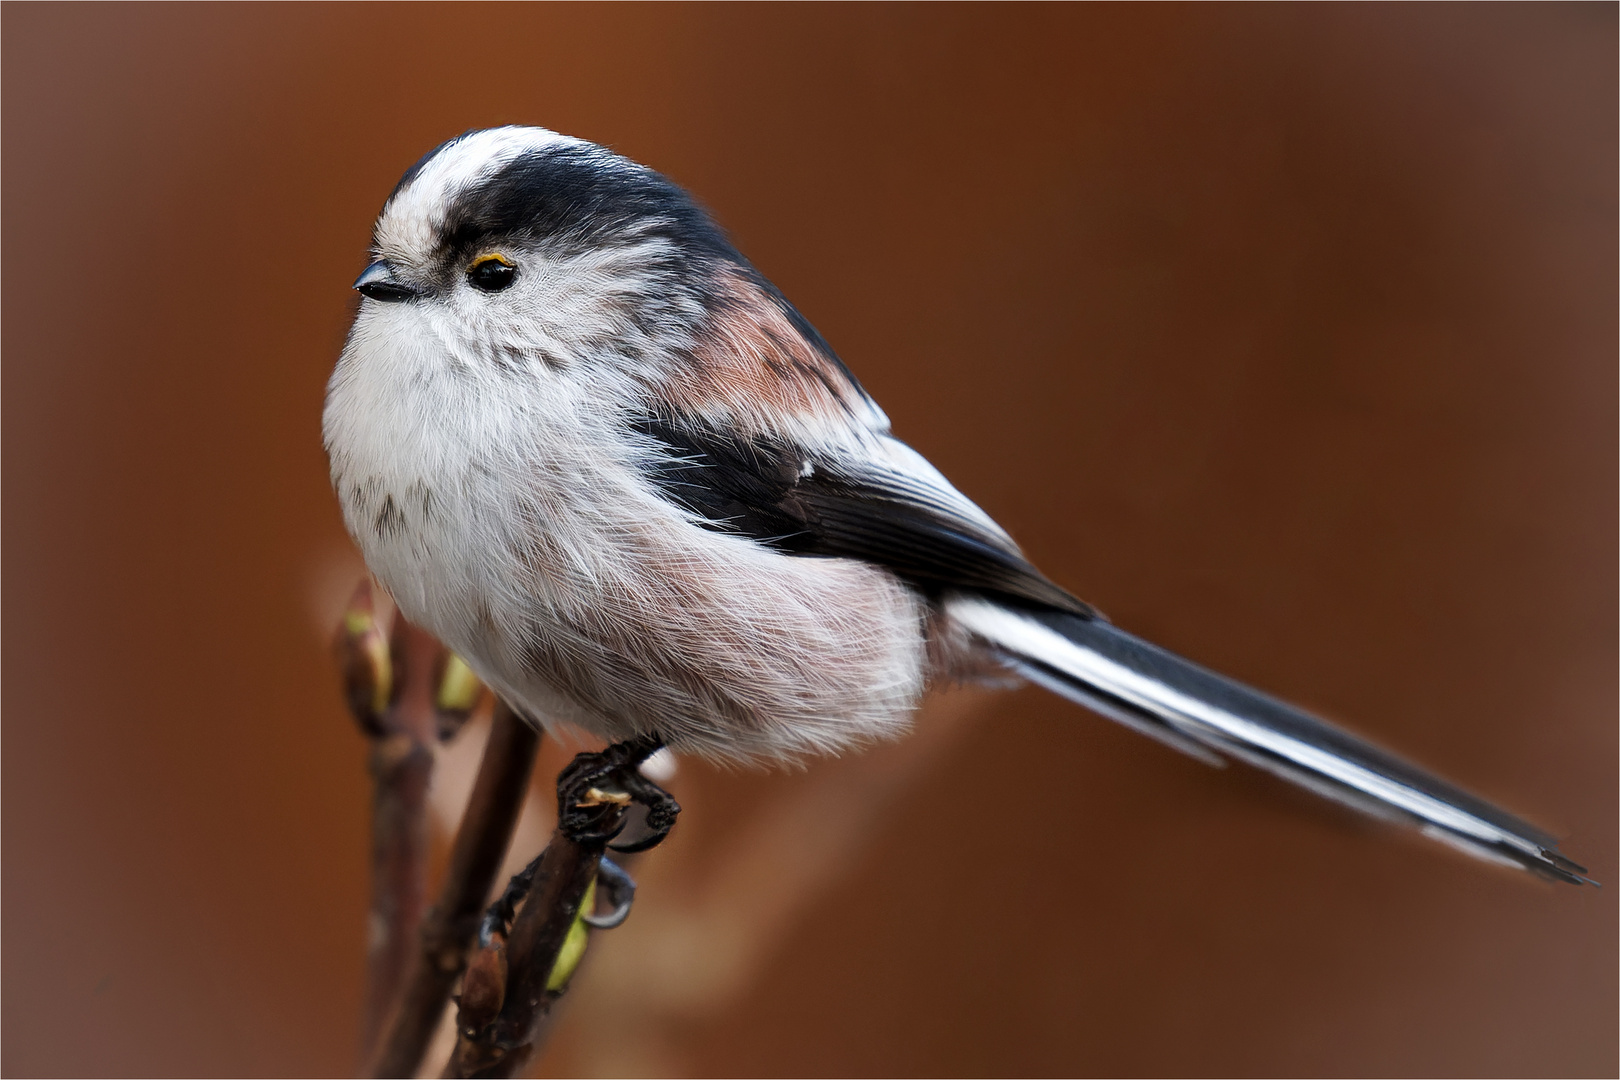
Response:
[[948, 596, 1591, 885]]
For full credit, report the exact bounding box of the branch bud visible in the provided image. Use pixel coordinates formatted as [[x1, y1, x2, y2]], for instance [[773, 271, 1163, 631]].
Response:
[[333, 580, 394, 736], [433, 652, 485, 742], [458, 936, 507, 1033]]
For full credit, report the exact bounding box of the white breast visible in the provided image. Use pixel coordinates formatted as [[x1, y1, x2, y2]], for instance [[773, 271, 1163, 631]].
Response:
[[324, 303, 932, 761]]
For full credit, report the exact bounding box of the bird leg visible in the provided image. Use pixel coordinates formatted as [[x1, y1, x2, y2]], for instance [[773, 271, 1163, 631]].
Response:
[[475, 852, 637, 951], [556, 734, 681, 853], [477, 851, 543, 952]]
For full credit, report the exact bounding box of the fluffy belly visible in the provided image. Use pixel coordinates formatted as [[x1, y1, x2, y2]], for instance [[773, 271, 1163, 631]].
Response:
[[354, 477, 932, 762], [504, 532, 931, 761]]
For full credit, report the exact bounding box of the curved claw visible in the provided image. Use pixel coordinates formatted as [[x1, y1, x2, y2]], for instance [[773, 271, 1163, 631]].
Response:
[[606, 831, 666, 855], [605, 768, 681, 852], [606, 794, 681, 853], [582, 856, 637, 929]]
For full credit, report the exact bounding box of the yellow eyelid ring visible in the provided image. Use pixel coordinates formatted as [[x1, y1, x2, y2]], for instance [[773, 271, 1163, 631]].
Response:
[[466, 251, 519, 293]]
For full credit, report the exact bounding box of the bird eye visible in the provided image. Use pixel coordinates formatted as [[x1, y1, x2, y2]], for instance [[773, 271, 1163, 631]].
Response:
[[467, 254, 516, 293]]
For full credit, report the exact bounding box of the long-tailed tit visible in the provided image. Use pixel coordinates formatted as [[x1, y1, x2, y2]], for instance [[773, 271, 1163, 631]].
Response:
[[324, 126, 1587, 881]]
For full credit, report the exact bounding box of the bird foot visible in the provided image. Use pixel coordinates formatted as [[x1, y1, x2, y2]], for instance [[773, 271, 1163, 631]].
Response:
[[557, 735, 681, 853]]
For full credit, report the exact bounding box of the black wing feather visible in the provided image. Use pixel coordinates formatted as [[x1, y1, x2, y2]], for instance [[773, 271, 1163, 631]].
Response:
[[633, 415, 1093, 617]]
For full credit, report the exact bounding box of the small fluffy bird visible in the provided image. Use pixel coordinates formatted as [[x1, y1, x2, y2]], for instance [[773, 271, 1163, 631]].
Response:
[[325, 125, 1586, 880]]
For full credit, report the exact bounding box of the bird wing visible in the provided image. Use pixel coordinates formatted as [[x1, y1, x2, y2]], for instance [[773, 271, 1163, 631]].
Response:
[[631, 413, 1092, 616]]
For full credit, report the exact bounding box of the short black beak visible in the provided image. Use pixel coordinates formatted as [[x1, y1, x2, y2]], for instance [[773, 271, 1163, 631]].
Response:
[[353, 259, 420, 303]]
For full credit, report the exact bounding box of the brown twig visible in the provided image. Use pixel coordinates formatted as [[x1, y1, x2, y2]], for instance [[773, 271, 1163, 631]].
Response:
[[443, 829, 607, 1079], [335, 583, 444, 1060], [365, 700, 541, 1079]]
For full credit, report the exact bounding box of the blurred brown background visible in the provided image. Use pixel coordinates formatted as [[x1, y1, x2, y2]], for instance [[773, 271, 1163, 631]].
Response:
[[4, 4, 1615, 1076]]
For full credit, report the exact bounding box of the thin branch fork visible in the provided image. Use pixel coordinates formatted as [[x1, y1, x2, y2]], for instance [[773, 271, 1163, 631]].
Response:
[[336, 579, 651, 1078], [336, 579, 537, 1079], [366, 701, 540, 1079]]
